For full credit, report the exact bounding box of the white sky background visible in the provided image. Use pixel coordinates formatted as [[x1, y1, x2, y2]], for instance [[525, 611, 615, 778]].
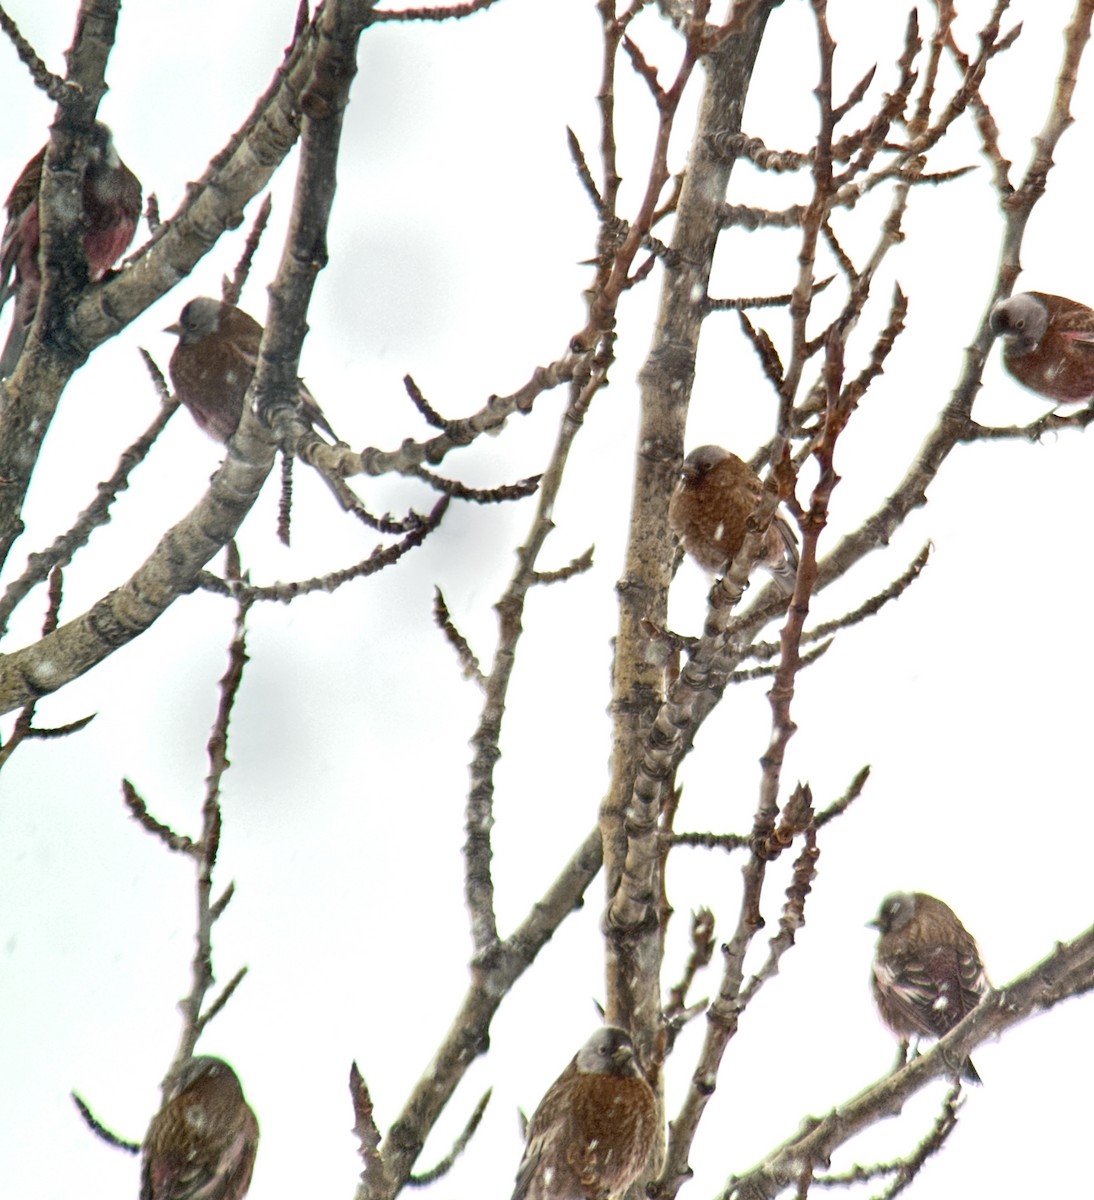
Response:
[[0, 1, 1091, 1197]]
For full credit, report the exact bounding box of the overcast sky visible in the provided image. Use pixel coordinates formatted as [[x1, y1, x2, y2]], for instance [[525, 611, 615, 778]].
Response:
[[0, 2, 1091, 1198]]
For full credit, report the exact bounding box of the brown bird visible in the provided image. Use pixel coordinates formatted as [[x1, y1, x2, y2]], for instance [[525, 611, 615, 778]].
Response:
[[869, 892, 989, 1084], [668, 444, 798, 595], [165, 297, 337, 443], [0, 122, 141, 376], [989, 291, 1094, 403], [140, 1055, 259, 1200], [512, 1026, 657, 1200]]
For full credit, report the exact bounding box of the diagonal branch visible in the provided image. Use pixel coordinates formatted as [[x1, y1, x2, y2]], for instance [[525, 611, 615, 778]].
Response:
[[370, 826, 603, 1200], [0, 409, 277, 715], [725, 921, 1094, 1199]]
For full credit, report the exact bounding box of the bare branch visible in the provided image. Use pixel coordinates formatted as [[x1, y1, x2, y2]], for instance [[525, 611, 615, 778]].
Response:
[[725, 922, 1094, 1198], [530, 545, 594, 586], [813, 1085, 962, 1195], [199, 496, 449, 603], [373, 0, 505, 21], [664, 908, 715, 1025], [403, 374, 451, 431], [567, 125, 604, 212], [408, 463, 541, 504], [814, 764, 871, 829], [373, 826, 603, 1197], [0, 6, 69, 101], [122, 780, 196, 854], [350, 1062, 386, 1198], [196, 966, 249, 1037], [670, 831, 749, 853], [433, 587, 486, 687], [223, 192, 273, 306], [70, 1092, 140, 1154], [407, 1089, 491, 1185]]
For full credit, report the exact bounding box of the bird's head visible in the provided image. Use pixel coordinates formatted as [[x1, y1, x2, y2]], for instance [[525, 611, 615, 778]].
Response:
[[165, 1055, 242, 1103], [989, 293, 1047, 356], [868, 892, 917, 936], [679, 444, 728, 484], [574, 1027, 643, 1077], [165, 296, 225, 346]]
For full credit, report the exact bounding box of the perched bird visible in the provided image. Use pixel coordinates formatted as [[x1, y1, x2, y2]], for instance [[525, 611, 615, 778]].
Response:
[[512, 1026, 657, 1200], [869, 892, 989, 1083], [140, 1055, 259, 1200], [668, 444, 798, 595], [165, 296, 337, 443], [989, 291, 1094, 403], [0, 122, 141, 376]]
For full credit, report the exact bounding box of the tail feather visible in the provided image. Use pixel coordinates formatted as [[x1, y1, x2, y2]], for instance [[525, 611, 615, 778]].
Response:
[[766, 513, 799, 596], [0, 315, 29, 378], [0, 285, 36, 378], [298, 381, 339, 442]]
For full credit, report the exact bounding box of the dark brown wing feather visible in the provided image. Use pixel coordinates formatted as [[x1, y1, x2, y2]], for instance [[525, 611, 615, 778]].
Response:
[[0, 149, 43, 301], [514, 1065, 655, 1200]]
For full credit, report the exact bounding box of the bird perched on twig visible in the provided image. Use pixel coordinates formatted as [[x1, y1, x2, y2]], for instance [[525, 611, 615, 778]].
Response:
[[512, 1026, 657, 1200], [668, 444, 798, 595], [165, 297, 338, 444], [140, 1055, 259, 1200], [869, 891, 989, 1084], [989, 290, 1094, 404], [0, 122, 141, 376]]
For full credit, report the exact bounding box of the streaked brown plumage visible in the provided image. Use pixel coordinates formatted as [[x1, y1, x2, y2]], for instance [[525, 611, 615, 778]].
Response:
[[989, 291, 1094, 403], [512, 1027, 657, 1200], [0, 122, 141, 376], [140, 1056, 259, 1200], [668, 444, 798, 595], [869, 892, 988, 1084], [165, 297, 337, 443]]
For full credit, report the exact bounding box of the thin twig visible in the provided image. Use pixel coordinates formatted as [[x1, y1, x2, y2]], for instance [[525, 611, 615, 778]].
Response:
[[407, 1089, 492, 1185], [70, 1093, 140, 1154]]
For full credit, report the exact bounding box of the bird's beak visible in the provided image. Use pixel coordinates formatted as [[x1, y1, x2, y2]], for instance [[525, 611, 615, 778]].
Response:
[[988, 308, 1007, 336], [164, 322, 182, 336], [611, 1044, 635, 1068], [865, 917, 879, 930]]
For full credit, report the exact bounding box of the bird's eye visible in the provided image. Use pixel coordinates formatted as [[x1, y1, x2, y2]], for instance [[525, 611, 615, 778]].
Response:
[[1015, 318, 1025, 330]]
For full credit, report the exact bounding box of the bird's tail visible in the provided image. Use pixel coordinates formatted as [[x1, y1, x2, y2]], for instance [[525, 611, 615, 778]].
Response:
[[0, 315, 29, 378], [766, 514, 799, 597], [0, 285, 35, 378]]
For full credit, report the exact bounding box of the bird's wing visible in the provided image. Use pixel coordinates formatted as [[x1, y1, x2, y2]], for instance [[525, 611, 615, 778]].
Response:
[[4, 150, 43, 218], [142, 1155, 208, 1200], [772, 514, 799, 570], [0, 209, 25, 308], [216, 1122, 258, 1200], [874, 956, 945, 1039], [1049, 298, 1094, 347], [908, 946, 979, 1038], [513, 1078, 576, 1200], [297, 380, 338, 441], [955, 944, 989, 1015], [512, 1134, 546, 1200], [1057, 328, 1094, 349], [138, 1157, 155, 1200], [0, 151, 43, 307], [231, 340, 259, 374], [229, 325, 336, 441]]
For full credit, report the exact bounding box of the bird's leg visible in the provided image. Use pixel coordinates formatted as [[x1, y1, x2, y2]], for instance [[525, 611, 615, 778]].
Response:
[[890, 1039, 912, 1074]]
